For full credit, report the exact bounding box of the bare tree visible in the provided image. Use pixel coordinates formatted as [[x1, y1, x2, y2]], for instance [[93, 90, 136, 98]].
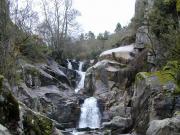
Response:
[[38, 0, 80, 51], [9, 0, 39, 33]]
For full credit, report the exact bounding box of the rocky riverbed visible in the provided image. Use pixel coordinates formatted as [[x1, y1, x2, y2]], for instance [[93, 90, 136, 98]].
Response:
[[0, 0, 180, 134]]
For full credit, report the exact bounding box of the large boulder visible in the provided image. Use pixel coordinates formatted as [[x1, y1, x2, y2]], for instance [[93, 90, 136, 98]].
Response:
[[132, 61, 180, 134], [146, 116, 180, 135], [99, 44, 135, 64], [84, 60, 131, 96]]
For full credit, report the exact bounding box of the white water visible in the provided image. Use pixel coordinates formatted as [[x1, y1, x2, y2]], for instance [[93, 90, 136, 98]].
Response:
[[72, 130, 85, 135], [75, 62, 85, 93], [78, 97, 101, 129], [67, 60, 72, 70], [78, 61, 83, 71]]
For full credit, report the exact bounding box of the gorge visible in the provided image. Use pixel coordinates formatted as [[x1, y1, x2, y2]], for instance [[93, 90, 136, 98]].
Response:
[[0, 0, 180, 135]]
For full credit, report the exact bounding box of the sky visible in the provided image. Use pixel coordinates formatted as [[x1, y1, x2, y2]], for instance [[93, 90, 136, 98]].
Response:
[[17, 0, 136, 35], [73, 0, 136, 35]]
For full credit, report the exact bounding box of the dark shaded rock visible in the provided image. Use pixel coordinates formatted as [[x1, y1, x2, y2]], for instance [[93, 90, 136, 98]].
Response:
[[153, 94, 174, 119], [71, 61, 79, 70], [0, 77, 20, 135], [175, 96, 180, 111]]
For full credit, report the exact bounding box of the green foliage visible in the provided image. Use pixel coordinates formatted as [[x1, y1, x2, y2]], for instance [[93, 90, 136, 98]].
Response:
[[177, 0, 180, 12], [148, 0, 180, 64], [85, 31, 95, 40], [19, 35, 50, 63], [163, 61, 180, 83], [136, 71, 175, 85], [137, 61, 180, 95], [97, 33, 104, 40], [115, 23, 122, 33]]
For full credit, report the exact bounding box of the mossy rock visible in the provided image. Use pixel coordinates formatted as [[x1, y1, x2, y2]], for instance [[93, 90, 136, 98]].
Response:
[[25, 67, 40, 76], [174, 86, 180, 95], [163, 61, 180, 73], [136, 71, 175, 84], [164, 61, 180, 88], [176, 0, 180, 12], [174, 111, 180, 116], [136, 61, 180, 95], [23, 111, 54, 135], [137, 61, 180, 84]]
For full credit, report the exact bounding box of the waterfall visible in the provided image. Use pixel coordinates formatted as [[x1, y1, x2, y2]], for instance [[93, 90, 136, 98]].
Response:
[[78, 97, 101, 129], [75, 62, 85, 93], [67, 60, 72, 70], [78, 62, 83, 71]]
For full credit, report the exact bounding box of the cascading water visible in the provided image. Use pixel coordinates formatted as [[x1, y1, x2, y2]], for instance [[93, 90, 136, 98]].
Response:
[[75, 62, 85, 93], [78, 61, 83, 71], [67, 59, 72, 70], [72, 62, 101, 135], [78, 97, 101, 129]]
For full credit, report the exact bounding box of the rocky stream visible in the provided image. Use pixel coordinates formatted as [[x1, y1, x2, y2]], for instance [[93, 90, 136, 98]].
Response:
[[0, 0, 180, 134]]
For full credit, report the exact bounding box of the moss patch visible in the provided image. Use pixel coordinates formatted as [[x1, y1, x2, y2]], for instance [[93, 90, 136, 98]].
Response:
[[26, 67, 40, 76], [174, 86, 180, 95], [176, 0, 180, 12], [23, 111, 54, 135], [136, 71, 175, 84], [136, 61, 180, 95]]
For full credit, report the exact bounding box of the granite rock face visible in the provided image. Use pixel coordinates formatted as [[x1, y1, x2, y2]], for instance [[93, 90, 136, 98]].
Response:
[[12, 60, 83, 129], [0, 76, 63, 135]]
